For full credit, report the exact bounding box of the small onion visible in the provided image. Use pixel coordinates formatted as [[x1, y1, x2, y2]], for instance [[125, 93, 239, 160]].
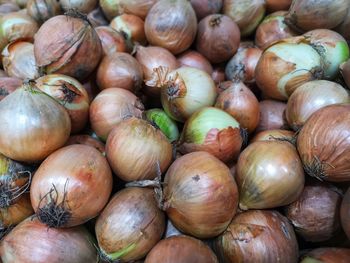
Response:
[[106, 117, 173, 182], [341, 59, 350, 88], [163, 151, 239, 238], [0, 77, 21, 100], [236, 141, 305, 210], [251, 129, 295, 143], [301, 248, 350, 263], [95, 187, 165, 262], [177, 50, 213, 75], [285, 80, 350, 131], [0, 3, 20, 15], [256, 100, 287, 132], [266, 0, 292, 13], [87, 7, 109, 27], [110, 14, 146, 45], [96, 52, 143, 91], [26, 0, 61, 23], [223, 0, 266, 37], [190, 0, 222, 20], [297, 104, 350, 182], [341, 187, 350, 239], [145, 235, 218, 263], [30, 144, 113, 228], [145, 0, 197, 55], [214, 210, 299, 263], [60, 0, 97, 14], [89, 88, 144, 141], [95, 26, 128, 56], [215, 80, 260, 133], [65, 134, 105, 154]]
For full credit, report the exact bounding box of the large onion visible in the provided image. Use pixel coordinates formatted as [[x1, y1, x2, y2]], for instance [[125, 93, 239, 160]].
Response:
[[26, 0, 61, 23], [214, 210, 299, 263], [0, 77, 21, 101], [341, 187, 350, 239], [236, 141, 304, 210], [256, 100, 287, 132], [144, 0, 197, 55], [95, 187, 165, 262], [297, 104, 350, 182], [95, 26, 128, 56], [60, 0, 97, 14], [177, 50, 213, 76], [110, 14, 146, 45], [300, 248, 350, 263], [30, 144, 113, 228], [163, 151, 239, 238]]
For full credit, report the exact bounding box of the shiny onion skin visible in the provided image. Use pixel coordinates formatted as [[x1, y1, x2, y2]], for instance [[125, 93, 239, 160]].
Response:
[[34, 13, 102, 81], [88, 7, 109, 28], [196, 14, 240, 64], [95, 26, 128, 56], [89, 88, 144, 141], [35, 74, 90, 134], [163, 151, 239, 238], [26, 0, 62, 23], [300, 248, 350, 263], [236, 141, 304, 210], [65, 135, 105, 154], [145, 235, 218, 263], [341, 187, 350, 239], [30, 144, 113, 228], [177, 50, 213, 75], [251, 129, 295, 143], [256, 100, 287, 132], [0, 217, 99, 263], [110, 14, 146, 45], [297, 104, 350, 182], [144, 0, 197, 55], [266, 0, 292, 13], [95, 187, 165, 262], [0, 77, 21, 101], [341, 59, 350, 88], [285, 80, 350, 131], [60, 0, 97, 14], [106, 117, 172, 182], [214, 210, 299, 263], [190, 0, 222, 20]]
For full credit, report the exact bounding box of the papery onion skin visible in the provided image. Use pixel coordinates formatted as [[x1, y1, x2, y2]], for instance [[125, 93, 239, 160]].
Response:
[[341, 59, 350, 88], [144, 0, 197, 55], [0, 217, 99, 263], [95, 26, 128, 56], [300, 248, 350, 263], [60, 0, 97, 14], [106, 117, 173, 182], [266, 0, 292, 13], [30, 144, 113, 228], [214, 210, 299, 263], [163, 151, 239, 238], [297, 104, 350, 182], [95, 187, 165, 262], [236, 141, 304, 210], [190, 0, 222, 20], [177, 50, 213, 76], [65, 134, 105, 154], [0, 77, 21, 101], [251, 129, 295, 143], [110, 14, 146, 45], [286, 80, 350, 131], [89, 88, 144, 141], [256, 100, 287, 132], [145, 235, 218, 263], [26, 0, 61, 23], [341, 187, 350, 239], [88, 7, 109, 27]]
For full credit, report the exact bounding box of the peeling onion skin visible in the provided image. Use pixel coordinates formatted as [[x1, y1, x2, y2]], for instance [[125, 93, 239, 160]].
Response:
[[297, 104, 350, 182], [163, 151, 239, 238], [0, 77, 21, 101], [214, 210, 298, 263], [0, 217, 99, 263], [95, 187, 165, 262], [26, 0, 62, 23], [251, 129, 295, 143], [341, 187, 350, 239], [145, 235, 218, 263], [256, 100, 287, 132], [236, 141, 305, 210], [340, 59, 350, 88], [300, 248, 350, 263]]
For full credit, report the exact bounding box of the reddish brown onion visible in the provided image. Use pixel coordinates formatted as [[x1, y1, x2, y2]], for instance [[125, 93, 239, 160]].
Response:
[[110, 14, 146, 45], [95, 26, 128, 56], [65, 134, 105, 154], [60, 0, 97, 14], [0, 77, 21, 100], [341, 187, 350, 239], [301, 248, 350, 263], [256, 100, 288, 132], [177, 50, 213, 75], [266, 0, 292, 13], [190, 0, 222, 20], [340, 59, 350, 88], [251, 129, 295, 143], [26, 0, 61, 23]]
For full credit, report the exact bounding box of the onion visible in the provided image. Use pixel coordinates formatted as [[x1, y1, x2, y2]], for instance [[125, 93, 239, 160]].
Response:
[[89, 88, 144, 141], [95, 187, 165, 262], [95, 26, 128, 56], [147, 66, 217, 122], [212, 65, 225, 84], [335, 7, 350, 41], [30, 144, 112, 228], [0, 82, 71, 163], [215, 80, 260, 133], [163, 151, 239, 238], [177, 50, 213, 76], [34, 12, 102, 81], [145, 0, 197, 55], [341, 187, 350, 239], [255, 38, 324, 100], [266, 0, 292, 13], [0, 3, 20, 15], [65, 134, 105, 154], [26, 0, 61, 23], [256, 100, 287, 132], [300, 248, 350, 263], [286, 80, 350, 131], [196, 14, 240, 64], [35, 74, 90, 133], [255, 11, 298, 50], [0, 217, 98, 262], [0, 77, 21, 101], [297, 104, 350, 182], [340, 59, 350, 88], [106, 117, 173, 182], [285, 0, 349, 32], [110, 14, 146, 45], [190, 0, 222, 20], [178, 107, 243, 162], [145, 235, 218, 263], [223, 0, 266, 37], [214, 210, 299, 263], [60, 0, 97, 14], [87, 7, 109, 27], [236, 141, 304, 210], [251, 129, 295, 143], [96, 52, 143, 91]]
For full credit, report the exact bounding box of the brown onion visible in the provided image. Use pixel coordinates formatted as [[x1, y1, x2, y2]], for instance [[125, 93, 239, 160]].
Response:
[[341, 187, 350, 239], [89, 88, 144, 141], [0, 3, 19, 14], [190, 0, 222, 20], [60, 0, 97, 14], [0, 77, 21, 100], [145, 0, 197, 55], [95, 187, 165, 262], [223, 0, 266, 37], [251, 129, 295, 143], [34, 13, 102, 81], [96, 52, 143, 91], [30, 144, 112, 228], [215, 80, 260, 133], [26, 0, 61, 23], [335, 7, 350, 41], [87, 7, 109, 27], [212, 65, 226, 84], [236, 141, 304, 210], [256, 100, 287, 132], [286, 80, 350, 131], [110, 14, 146, 45], [196, 14, 240, 64], [163, 151, 239, 238], [145, 235, 218, 263], [301, 248, 350, 263], [177, 50, 213, 75], [65, 134, 105, 154], [0, 217, 98, 262], [341, 59, 350, 88], [106, 117, 173, 182], [214, 210, 299, 263], [95, 26, 128, 56], [266, 0, 292, 12], [297, 104, 350, 182]]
